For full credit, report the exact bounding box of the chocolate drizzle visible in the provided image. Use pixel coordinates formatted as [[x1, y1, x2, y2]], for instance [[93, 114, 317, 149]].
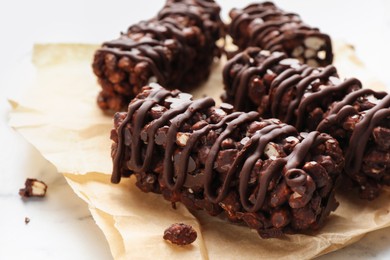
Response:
[[222, 47, 390, 199], [318, 91, 390, 179], [93, 0, 224, 111], [222, 48, 287, 112], [111, 84, 343, 236], [228, 2, 333, 67]]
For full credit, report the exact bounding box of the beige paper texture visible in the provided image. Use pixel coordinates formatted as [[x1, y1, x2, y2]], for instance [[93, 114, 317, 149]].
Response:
[[8, 43, 390, 260]]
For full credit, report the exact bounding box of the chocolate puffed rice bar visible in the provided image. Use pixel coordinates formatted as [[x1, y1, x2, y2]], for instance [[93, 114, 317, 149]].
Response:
[[93, 0, 224, 112], [110, 84, 344, 238], [222, 47, 390, 200], [228, 2, 333, 66]]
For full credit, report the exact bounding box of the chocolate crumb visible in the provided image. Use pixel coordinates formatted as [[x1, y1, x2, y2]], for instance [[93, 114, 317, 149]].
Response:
[[19, 178, 48, 198], [25, 217, 30, 224], [163, 223, 197, 246]]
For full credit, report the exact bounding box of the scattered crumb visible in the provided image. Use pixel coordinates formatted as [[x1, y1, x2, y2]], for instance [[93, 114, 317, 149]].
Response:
[[163, 223, 197, 246], [19, 178, 48, 198], [25, 217, 30, 224]]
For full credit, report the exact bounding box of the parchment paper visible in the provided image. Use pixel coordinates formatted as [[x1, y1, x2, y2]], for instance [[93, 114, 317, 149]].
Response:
[[8, 43, 390, 260]]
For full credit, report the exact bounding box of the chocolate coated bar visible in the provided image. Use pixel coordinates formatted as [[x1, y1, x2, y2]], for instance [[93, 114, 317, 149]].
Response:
[[93, 0, 224, 111], [228, 2, 333, 66], [111, 84, 344, 237], [223, 47, 390, 199]]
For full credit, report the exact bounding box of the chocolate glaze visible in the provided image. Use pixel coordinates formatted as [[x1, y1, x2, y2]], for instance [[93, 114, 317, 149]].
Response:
[[112, 84, 341, 216], [228, 2, 333, 66], [222, 47, 390, 199]]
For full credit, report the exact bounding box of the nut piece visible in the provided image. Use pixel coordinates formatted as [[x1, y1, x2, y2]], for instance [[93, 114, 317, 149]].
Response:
[[163, 223, 197, 245], [176, 132, 191, 147], [285, 136, 299, 144], [304, 37, 325, 50], [292, 46, 304, 57], [264, 142, 280, 159], [19, 178, 48, 198], [279, 58, 299, 66], [304, 48, 316, 58], [306, 59, 319, 67]]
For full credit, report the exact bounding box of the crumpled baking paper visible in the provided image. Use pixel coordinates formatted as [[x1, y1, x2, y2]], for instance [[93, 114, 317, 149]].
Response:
[[8, 43, 390, 260]]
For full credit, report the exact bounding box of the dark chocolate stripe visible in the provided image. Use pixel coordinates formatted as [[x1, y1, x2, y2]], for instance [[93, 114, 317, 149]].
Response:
[[239, 124, 296, 211], [112, 88, 171, 183], [233, 52, 286, 111], [294, 77, 361, 129], [204, 111, 261, 203], [345, 94, 390, 176], [163, 97, 215, 190]]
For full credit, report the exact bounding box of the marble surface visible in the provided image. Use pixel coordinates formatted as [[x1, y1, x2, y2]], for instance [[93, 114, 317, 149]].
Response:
[[1, 0, 390, 259]]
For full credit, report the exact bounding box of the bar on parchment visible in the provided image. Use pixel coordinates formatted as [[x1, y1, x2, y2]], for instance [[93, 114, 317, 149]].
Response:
[[92, 0, 224, 112], [228, 2, 333, 66], [110, 83, 344, 238], [222, 47, 390, 200]]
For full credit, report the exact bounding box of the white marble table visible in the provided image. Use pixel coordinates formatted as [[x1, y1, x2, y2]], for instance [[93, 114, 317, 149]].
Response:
[[0, 1, 390, 259]]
